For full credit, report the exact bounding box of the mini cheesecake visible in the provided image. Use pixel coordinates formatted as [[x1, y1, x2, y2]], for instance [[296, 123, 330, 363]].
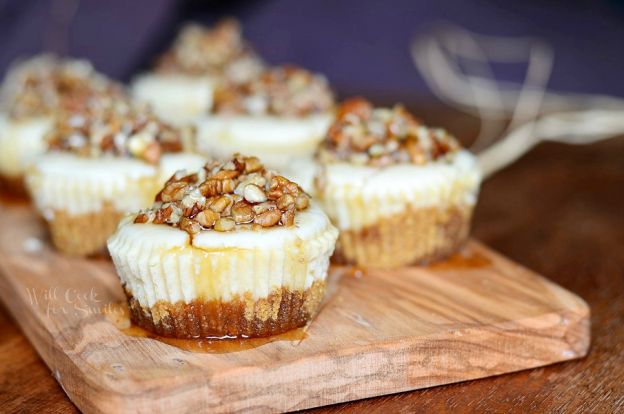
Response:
[[131, 19, 264, 124], [0, 55, 123, 194], [25, 98, 205, 256], [316, 98, 481, 268], [107, 154, 338, 338], [196, 65, 335, 190]]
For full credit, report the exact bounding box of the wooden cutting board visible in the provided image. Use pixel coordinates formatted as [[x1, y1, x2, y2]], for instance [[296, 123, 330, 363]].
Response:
[[0, 199, 590, 413]]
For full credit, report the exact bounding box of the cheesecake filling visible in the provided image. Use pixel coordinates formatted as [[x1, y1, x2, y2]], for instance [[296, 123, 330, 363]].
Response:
[[26, 152, 204, 218], [107, 204, 338, 307], [319, 150, 481, 231], [195, 113, 333, 169], [26, 153, 158, 218], [131, 74, 214, 124]]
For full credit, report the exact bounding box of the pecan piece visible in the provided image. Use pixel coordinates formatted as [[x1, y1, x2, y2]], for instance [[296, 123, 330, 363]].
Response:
[[159, 181, 187, 202], [153, 205, 174, 224], [267, 188, 283, 200], [180, 217, 201, 235], [231, 201, 254, 223], [134, 213, 149, 224], [252, 201, 276, 215], [199, 178, 235, 197], [243, 184, 267, 203], [295, 193, 309, 210], [212, 169, 240, 179], [281, 207, 295, 226], [195, 209, 220, 228], [337, 97, 373, 120], [214, 217, 235, 232], [277, 194, 295, 210], [254, 209, 282, 227], [405, 138, 425, 164], [269, 176, 289, 191], [209, 195, 232, 213], [244, 156, 262, 173]]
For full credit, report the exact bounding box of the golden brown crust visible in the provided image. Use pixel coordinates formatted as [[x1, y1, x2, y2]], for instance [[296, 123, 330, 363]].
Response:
[[46, 202, 125, 256], [333, 204, 473, 268], [125, 281, 326, 338]]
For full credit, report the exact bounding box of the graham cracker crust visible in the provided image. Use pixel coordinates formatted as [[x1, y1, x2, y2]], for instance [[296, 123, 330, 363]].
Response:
[[334, 204, 473, 268], [125, 281, 326, 338], [47, 202, 125, 256]]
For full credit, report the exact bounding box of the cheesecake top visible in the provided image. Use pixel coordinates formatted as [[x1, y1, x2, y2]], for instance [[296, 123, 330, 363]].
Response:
[[46, 98, 186, 164], [318, 97, 461, 167], [155, 18, 264, 83], [134, 154, 311, 234], [0, 55, 124, 121], [213, 65, 335, 117]]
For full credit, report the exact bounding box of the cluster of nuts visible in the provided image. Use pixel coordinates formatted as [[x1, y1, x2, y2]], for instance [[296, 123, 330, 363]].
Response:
[[318, 97, 460, 167], [156, 19, 264, 84], [134, 154, 311, 235], [0, 55, 123, 121], [47, 98, 185, 164], [213, 65, 335, 117]]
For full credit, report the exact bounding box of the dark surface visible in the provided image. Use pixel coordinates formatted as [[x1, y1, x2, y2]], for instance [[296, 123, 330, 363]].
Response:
[[1, 104, 623, 413], [3, 0, 624, 96]]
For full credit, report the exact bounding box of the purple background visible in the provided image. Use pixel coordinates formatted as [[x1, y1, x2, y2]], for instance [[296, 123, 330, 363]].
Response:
[[1, 0, 624, 98]]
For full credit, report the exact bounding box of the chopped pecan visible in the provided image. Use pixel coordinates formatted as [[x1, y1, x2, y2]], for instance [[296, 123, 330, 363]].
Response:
[[180, 217, 201, 235], [209, 195, 232, 213], [231, 201, 254, 223], [159, 181, 187, 202], [254, 209, 281, 227], [295, 193, 310, 210], [153, 205, 174, 224], [281, 207, 295, 226], [195, 209, 220, 228], [214, 217, 235, 232], [319, 97, 461, 166], [277, 194, 295, 210], [133, 154, 311, 234], [134, 213, 149, 224], [243, 184, 267, 203]]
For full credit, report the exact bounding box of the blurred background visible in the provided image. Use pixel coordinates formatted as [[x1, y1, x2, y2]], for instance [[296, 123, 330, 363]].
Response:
[[2, 0, 624, 99]]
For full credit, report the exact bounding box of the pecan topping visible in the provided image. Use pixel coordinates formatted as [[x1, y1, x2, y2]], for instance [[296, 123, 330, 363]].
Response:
[[318, 97, 461, 167], [155, 18, 264, 84], [213, 65, 335, 117], [46, 98, 187, 164], [134, 154, 311, 234], [0, 55, 125, 120]]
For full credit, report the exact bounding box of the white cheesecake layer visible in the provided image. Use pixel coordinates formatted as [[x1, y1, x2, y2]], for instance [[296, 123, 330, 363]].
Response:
[[107, 204, 338, 306], [319, 150, 481, 230], [131, 74, 214, 125], [195, 113, 333, 170], [26, 153, 159, 218], [0, 115, 51, 177], [26, 152, 208, 218]]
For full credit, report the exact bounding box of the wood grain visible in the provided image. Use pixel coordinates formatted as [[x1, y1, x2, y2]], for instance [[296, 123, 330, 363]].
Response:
[[2, 102, 621, 413], [0, 197, 589, 413]]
